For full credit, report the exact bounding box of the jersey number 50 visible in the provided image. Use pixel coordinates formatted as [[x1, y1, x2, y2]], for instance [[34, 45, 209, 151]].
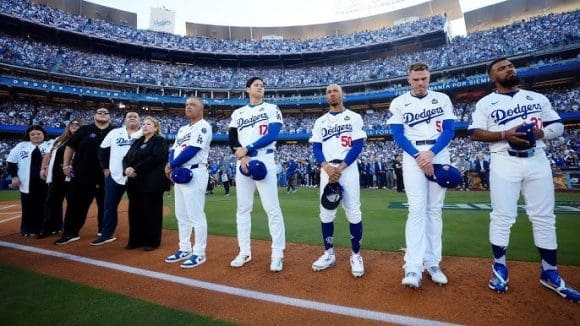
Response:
[[341, 135, 352, 147]]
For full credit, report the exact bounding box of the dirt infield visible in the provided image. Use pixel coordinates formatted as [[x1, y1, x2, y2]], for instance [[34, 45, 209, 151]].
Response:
[[0, 200, 578, 325]]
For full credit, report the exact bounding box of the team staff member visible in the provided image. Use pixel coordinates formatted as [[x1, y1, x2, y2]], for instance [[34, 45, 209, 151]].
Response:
[[228, 76, 286, 272], [56, 108, 115, 245], [469, 58, 579, 302], [164, 97, 212, 268], [91, 111, 141, 245], [387, 62, 456, 289], [37, 119, 82, 239], [309, 84, 367, 278], [123, 116, 169, 251], [7, 125, 51, 236]]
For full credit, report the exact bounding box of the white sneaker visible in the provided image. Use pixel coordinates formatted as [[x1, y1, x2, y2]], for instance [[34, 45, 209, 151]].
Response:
[[270, 257, 283, 272], [350, 254, 365, 278], [312, 251, 336, 271], [402, 272, 422, 289], [230, 253, 252, 268], [426, 266, 448, 285]]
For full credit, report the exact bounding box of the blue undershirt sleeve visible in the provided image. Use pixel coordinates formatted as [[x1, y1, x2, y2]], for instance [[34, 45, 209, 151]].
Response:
[[246, 123, 282, 151], [391, 124, 419, 157], [169, 146, 200, 169], [168, 149, 175, 163], [430, 119, 455, 155], [344, 139, 364, 166], [312, 142, 326, 165]]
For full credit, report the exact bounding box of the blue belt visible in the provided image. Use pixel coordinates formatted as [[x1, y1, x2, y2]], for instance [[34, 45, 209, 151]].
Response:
[[414, 140, 436, 145], [248, 149, 274, 157], [508, 149, 535, 158]]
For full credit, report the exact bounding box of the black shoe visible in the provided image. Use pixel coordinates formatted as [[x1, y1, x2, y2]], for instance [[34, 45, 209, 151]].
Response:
[[143, 246, 158, 251], [36, 233, 48, 239], [90, 235, 117, 246], [55, 235, 80, 245]]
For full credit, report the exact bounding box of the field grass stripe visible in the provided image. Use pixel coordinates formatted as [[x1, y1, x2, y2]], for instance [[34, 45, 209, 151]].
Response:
[[0, 240, 460, 326]]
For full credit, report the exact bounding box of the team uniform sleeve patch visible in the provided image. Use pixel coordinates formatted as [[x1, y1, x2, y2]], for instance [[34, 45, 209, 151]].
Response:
[[387, 98, 403, 125]]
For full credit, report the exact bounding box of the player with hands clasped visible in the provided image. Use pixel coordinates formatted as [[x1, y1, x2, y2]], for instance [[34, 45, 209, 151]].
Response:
[[469, 58, 579, 302], [309, 84, 367, 278], [228, 77, 286, 272], [163, 97, 212, 268], [387, 63, 456, 289]]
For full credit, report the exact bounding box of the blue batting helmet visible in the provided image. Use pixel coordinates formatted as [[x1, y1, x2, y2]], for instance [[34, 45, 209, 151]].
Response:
[[239, 160, 267, 181], [426, 164, 462, 188], [171, 167, 193, 184], [508, 122, 536, 150], [321, 183, 344, 210]]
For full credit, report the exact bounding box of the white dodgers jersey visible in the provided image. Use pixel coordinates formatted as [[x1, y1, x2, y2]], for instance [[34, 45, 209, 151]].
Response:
[[388, 91, 456, 141], [100, 127, 143, 185], [309, 109, 367, 161], [171, 119, 212, 166], [7, 140, 52, 193], [228, 102, 282, 151], [469, 89, 561, 152]]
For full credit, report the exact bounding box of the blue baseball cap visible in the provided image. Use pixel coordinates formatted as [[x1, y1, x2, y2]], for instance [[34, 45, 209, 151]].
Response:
[[171, 167, 193, 184], [508, 122, 536, 150], [321, 183, 343, 210], [239, 160, 267, 181], [426, 164, 462, 188]]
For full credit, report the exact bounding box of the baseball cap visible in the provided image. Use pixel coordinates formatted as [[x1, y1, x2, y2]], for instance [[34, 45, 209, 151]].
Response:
[[171, 167, 193, 184], [321, 183, 343, 210], [426, 164, 462, 188], [239, 160, 267, 181], [508, 122, 536, 150]]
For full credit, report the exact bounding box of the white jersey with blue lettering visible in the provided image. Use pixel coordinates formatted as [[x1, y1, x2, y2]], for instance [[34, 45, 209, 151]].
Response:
[[7, 140, 52, 193], [469, 89, 561, 152], [388, 90, 456, 142], [171, 119, 212, 166], [100, 127, 142, 185], [228, 102, 282, 153], [309, 109, 367, 161]]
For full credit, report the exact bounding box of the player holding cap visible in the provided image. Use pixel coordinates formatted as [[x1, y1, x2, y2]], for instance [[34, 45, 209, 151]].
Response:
[[309, 83, 367, 278], [387, 62, 456, 289], [228, 76, 286, 272], [469, 58, 579, 302]]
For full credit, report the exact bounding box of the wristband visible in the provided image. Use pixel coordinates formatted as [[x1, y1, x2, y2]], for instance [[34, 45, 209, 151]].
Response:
[[500, 130, 505, 140]]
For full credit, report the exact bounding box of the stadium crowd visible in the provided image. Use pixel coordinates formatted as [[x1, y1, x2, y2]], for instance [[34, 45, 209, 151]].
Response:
[[0, 10, 578, 88]]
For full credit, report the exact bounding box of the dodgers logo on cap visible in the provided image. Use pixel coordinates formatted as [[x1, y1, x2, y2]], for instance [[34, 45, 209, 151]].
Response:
[[426, 164, 462, 188], [239, 160, 267, 181], [171, 167, 193, 184], [321, 183, 343, 210]]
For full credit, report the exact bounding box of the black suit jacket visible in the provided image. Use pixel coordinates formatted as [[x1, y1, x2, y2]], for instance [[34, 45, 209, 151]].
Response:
[[123, 135, 170, 193]]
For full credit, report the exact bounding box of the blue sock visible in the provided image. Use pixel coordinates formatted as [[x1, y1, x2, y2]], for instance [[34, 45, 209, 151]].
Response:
[[321, 222, 334, 251], [538, 247, 557, 271], [349, 222, 363, 254], [491, 244, 507, 265]]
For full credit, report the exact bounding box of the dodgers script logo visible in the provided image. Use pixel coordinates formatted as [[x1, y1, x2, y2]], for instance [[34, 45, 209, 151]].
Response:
[[322, 124, 353, 141], [176, 133, 191, 146], [491, 103, 542, 125], [238, 113, 269, 131], [115, 137, 134, 146], [403, 107, 444, 127]]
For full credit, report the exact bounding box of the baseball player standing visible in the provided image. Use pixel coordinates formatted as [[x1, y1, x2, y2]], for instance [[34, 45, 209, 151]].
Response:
[[309, 84, 367, 278], [387, 63, 456, 289], [469, 58, 579, 302], [228, 76, 286, 272], [164, 96, 212, 268]]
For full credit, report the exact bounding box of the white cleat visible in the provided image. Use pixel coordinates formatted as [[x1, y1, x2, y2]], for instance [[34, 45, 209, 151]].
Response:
[[230, 253, 252, 268], [312, 252, 336, 272], [426, 266, 448, 285], [402, 272, 422, 289], [350, 254, 365, 278], [270, 257, 283, 272]]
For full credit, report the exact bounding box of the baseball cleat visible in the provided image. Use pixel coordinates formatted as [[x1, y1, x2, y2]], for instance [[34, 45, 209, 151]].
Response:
[[180, 255, 206, 269], [270, 257, 283, 272], [312, 252, 336, 272], [539, 268, 580, 302], [350, 254, 365, 278], [165, 250, 192, 263], [402, 272, 422, 289], [230, 253, 252, 268], [426, 266, 448, 285], [489, 263, 509, 293]]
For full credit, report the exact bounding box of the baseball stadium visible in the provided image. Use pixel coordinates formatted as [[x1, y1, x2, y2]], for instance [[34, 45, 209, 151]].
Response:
[[0, 0, 579, 324]]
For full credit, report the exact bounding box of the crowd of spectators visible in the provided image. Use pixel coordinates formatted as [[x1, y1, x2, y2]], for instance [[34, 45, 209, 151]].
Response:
[[1, 0, 445, 55], [0, 9, 577, 89]]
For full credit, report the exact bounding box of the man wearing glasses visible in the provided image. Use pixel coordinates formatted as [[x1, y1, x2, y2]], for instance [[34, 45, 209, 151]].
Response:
[[56, 108, 115, 245]]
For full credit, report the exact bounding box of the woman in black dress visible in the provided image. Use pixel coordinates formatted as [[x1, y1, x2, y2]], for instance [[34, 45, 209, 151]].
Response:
[[123, 116, 169, 251]]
